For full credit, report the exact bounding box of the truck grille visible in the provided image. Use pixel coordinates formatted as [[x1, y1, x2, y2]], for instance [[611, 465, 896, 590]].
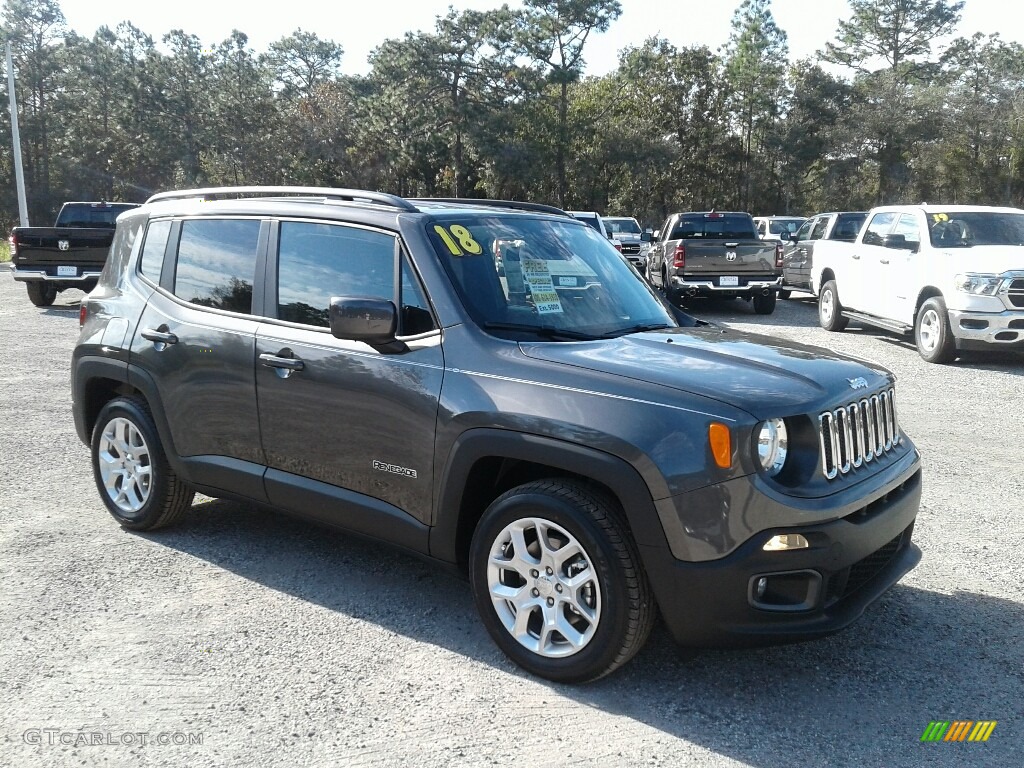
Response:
[[819, 389, 899, 480], [620, 243, 641, 256], [1006, 278, 1024, 308]]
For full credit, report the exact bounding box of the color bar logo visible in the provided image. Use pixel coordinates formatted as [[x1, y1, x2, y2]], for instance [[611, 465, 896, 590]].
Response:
[[921, 721, 997, 742]]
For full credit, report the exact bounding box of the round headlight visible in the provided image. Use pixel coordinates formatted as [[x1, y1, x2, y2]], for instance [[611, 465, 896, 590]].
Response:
[[757, 418, 788, 476]]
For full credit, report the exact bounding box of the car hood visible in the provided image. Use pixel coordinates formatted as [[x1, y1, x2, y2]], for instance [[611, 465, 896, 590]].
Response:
[[936, 245, 1024, 274], [519, 326, 892, 419]]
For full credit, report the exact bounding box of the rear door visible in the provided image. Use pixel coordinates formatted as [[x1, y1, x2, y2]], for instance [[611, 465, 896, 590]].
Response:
[[785, 216, 826, 289], [130, 216, 268, 493], [254, 219, 443, 527]]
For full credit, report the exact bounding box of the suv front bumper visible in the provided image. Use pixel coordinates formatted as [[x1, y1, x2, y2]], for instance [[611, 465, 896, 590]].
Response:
[[639, 457, 922, 647], [948, 308, 1024, 350]]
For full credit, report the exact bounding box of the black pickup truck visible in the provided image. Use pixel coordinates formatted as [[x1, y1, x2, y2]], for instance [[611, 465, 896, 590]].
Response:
[[10, 201, 140, 306], [647, 211, 784, 314]]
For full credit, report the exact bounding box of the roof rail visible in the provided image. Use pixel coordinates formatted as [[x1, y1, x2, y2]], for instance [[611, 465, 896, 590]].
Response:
[[409, 197, 570, 217], [145, 186, 419, 212]]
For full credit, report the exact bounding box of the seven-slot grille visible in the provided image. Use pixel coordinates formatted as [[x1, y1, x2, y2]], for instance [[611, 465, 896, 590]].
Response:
[[819, 389, 899, 480]]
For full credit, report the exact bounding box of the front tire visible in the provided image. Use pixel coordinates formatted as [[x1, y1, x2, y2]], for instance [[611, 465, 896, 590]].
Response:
[[91, 397, 194, 530], [469, 480, 655, 683], [818, 279, 849, 331], [26, 282, 57, 307], [915, 296, 956, 364], [752, 291, 777, 315]]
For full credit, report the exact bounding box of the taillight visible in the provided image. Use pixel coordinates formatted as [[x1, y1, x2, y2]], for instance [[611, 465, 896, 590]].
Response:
[[613, 242, 622, 252], [9, 232, 17, 255], [775, 241, 784, 269], [79, 303, 87, 327], [672, 243, 686, 268]]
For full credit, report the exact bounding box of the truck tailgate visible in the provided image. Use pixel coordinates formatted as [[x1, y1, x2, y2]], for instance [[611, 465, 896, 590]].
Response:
[[12, 228, 114, 266], [683, 240, 776, 273]]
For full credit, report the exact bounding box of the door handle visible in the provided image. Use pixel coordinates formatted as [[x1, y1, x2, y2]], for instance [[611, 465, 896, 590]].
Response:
[[879, 258, 890, 264], [260, 352, 305, 371], [852, 254, 860, 260], [141, 328, 178, 345], [724, 242, 739, 248]]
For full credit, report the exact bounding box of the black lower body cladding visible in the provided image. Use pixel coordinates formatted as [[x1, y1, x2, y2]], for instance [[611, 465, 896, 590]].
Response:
[[640, 466, 922, 647]]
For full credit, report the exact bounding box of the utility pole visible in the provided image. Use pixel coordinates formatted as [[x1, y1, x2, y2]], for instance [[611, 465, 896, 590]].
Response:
[[6, 41, 29, 226]]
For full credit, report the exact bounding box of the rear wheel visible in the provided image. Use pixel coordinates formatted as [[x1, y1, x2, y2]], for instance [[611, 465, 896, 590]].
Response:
[[91, 397, 194, 530], [469, 479, 655, 683], [26, 282, 57, 307], [818, 280, 848, 331], [752, 291, 777, 315], [778, 289, 792, 300], [915, 296, 956, 364]]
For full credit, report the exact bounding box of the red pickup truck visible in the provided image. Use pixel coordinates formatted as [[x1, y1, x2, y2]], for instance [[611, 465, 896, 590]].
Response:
[[10, 201, 140, 306]]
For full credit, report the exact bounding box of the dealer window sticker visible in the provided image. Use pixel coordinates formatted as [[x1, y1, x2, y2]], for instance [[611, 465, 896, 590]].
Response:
[[521, 258, 564, 315]]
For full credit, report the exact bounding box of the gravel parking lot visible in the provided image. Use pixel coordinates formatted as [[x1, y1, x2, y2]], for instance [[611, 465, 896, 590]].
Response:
[[1, 275, 1021, 767]]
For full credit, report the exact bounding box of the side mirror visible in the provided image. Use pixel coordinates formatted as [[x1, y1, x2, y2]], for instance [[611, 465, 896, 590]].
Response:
[[329, 296, 405, 352], [651, 229, 660, 243], [640, 231, 652, 242], [882, 233, 908, 249]]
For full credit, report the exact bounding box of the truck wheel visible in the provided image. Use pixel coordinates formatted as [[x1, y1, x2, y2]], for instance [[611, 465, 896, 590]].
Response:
[[469, 479, 655, 683], [752, 292, 777, 315], [818, 280, 848, 331], [915, 297, 956, 364], [26, 282, 57, 307], [91, 396, 194, 531], [778, 289, 792, 300]]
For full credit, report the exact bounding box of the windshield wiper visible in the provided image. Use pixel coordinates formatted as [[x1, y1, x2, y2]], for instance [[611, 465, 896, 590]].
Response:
[[483, 322, 602, 340], [598, 322, 675, 338]]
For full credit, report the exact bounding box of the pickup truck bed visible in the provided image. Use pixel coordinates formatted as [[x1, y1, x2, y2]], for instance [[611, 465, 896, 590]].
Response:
[[10, 202, 140, 306], [648, 211, 783, 315]]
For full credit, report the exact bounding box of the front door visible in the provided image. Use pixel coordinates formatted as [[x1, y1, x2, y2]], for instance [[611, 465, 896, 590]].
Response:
[[255, 220, 443, 526]]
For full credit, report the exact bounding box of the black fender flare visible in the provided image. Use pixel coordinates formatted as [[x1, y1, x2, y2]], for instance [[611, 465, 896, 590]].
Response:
[[428, 428, 669, 565]]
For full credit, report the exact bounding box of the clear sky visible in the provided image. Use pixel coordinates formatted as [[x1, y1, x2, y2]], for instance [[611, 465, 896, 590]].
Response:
[[55, 0, 1017, 75]]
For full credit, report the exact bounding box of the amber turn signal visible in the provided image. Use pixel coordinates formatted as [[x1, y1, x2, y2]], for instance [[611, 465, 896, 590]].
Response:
[[708, 422, 732, 468]]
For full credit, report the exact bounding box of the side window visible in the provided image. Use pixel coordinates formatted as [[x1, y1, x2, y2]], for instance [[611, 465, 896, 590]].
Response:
[[862, 213, 897, 246], [138, 219, 172, 284], [810, 217, 828, 240], [173, 219, 261, 313], [400, 255, 436, 336], [892, 214, 921, 249], [794, 218, 814, 241], [277, 221, 396, 328]]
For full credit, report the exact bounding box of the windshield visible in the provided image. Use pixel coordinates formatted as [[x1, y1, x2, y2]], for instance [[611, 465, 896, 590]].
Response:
[[768, 219, 804, 235], [427, 214, 676, 340], [927, 212, 1024, 248], [604, 218, 641, 235]]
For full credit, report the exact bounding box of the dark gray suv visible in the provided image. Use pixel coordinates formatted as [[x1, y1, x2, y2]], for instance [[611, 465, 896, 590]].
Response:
[[73, 187, 922, 683]]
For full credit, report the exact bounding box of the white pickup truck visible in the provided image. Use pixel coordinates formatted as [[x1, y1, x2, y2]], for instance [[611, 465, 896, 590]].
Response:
[[812, 204, 1024, 363]]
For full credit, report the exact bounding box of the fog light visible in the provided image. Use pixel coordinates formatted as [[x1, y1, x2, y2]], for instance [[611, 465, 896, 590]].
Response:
[[763, 533, 810, 551], [755, 577, 768, 598]]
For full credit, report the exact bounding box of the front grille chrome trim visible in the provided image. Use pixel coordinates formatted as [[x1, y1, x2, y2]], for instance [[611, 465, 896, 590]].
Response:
[[820, 388, 899, 480]]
